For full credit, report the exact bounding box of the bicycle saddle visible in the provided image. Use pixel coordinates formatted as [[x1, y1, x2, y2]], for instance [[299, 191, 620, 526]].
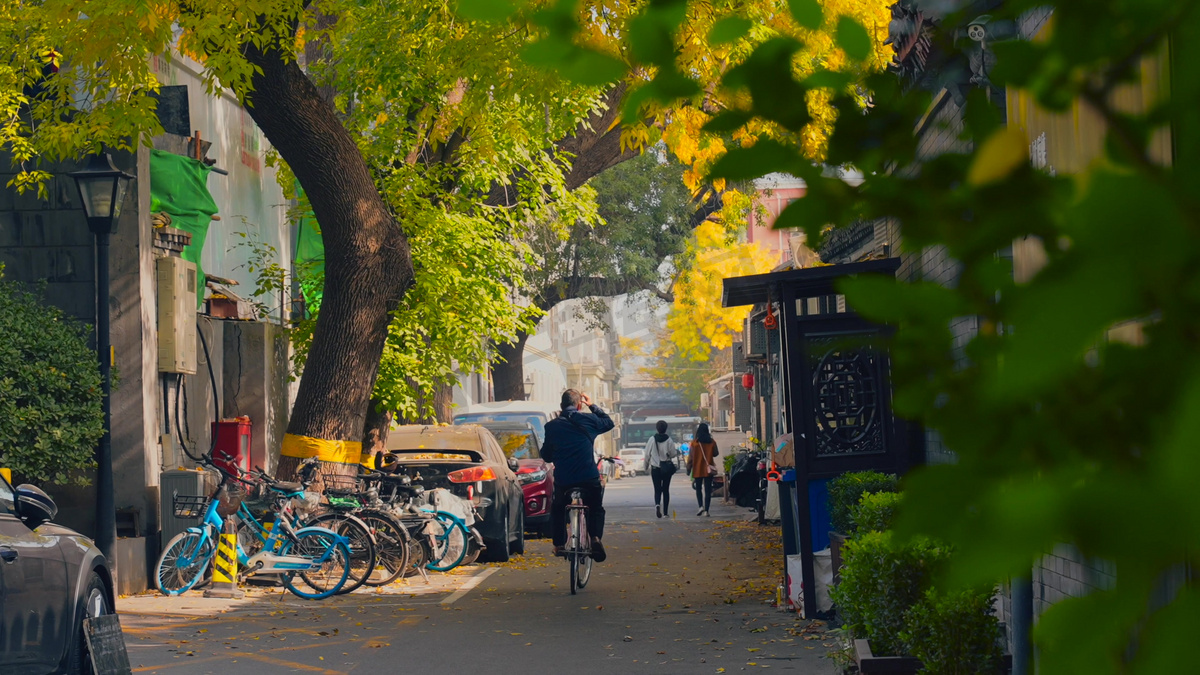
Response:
[[268, 481, 304, 494]]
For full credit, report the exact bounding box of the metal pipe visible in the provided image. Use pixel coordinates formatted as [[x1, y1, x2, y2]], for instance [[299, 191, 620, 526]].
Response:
[[1012, 574, 1034, 675]]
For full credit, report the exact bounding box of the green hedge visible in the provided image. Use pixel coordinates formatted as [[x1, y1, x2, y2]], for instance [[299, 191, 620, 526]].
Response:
[[828, 470, 899, 535], [0, 277, 103, 484], [851, 490, 902, 534], [901, 587, 1004, 675], [832, 530, 950, 656]]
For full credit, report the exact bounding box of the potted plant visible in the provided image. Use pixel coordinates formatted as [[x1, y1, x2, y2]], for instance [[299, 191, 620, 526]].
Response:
[[832, 497, 1007, 674], [827, 470, 899, 579]]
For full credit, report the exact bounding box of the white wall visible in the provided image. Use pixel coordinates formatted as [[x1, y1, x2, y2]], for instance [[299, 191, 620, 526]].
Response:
[[151, 52, 294, 321]]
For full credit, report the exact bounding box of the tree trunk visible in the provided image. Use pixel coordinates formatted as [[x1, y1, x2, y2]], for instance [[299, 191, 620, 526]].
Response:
[[490, 330, 531, 402], [361, 399, 392, 469], [432, 382, 454, 423], [241, 45, 413, 481]]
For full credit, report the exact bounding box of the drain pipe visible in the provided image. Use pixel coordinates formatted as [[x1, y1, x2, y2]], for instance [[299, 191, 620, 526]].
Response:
[[1012, 574, 1034, 675]]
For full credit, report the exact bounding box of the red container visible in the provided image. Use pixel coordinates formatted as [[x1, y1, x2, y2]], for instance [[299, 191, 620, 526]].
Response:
[[212, 418, 252, 476]]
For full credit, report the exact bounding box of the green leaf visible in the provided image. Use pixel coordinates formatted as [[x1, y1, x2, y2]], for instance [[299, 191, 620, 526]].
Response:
[[701, 110, 752, 133], [787, 0, 823, 30], [455, 0, 517, 22], [836, 16, 872, 62], [629, 13, 677, 66], [709, 17, 753, 45], [706, 139, 803, 182], [802, 70, 853, 91]]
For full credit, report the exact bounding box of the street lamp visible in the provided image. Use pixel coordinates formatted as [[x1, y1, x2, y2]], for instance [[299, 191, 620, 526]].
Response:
[[523, 375, 534, 401], [68, 150, 133, 563]]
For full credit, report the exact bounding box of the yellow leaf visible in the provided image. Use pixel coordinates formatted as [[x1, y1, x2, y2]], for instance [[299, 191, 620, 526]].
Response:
[[968, 127, 1029, 186]]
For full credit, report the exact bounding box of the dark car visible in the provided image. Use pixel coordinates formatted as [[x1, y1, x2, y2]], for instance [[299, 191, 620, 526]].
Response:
[[384, 425, 525, 563], [0, 475, 114, 674], [475, 421, 554, 537]]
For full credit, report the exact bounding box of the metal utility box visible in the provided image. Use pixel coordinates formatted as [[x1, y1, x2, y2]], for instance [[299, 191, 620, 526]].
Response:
[[212, 418, 252, 476], [157, 256, 198, 374], [159, 469, 214, 547]]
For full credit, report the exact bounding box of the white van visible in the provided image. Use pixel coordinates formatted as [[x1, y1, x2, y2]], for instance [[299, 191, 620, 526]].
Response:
[[452, 401, 561, 443]]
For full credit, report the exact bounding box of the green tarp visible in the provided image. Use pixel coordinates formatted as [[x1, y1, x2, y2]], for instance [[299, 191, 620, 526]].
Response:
[[293, 190, 325, 313], [149, 149, 218, 305]]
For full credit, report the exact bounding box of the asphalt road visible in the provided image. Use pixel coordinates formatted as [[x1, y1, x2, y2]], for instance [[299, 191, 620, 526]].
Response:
[[119, 475, 839, 674]]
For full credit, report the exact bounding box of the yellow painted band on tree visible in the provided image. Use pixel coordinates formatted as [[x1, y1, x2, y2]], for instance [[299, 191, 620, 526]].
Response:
[[280, 434, 365, 465]]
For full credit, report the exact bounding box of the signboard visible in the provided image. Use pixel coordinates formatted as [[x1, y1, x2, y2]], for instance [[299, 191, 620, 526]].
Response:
[[84, 614, 132, 675]]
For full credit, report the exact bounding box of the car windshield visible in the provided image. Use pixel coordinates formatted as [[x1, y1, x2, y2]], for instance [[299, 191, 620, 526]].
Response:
[[453, 413, 547, 440], [490, 430, 538, 459]]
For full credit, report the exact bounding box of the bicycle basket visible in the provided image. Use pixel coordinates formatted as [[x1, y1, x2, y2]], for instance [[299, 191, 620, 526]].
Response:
[[215, 484, 247, 518], [322, 473, 364, 496], [172, 493, 208, 519]]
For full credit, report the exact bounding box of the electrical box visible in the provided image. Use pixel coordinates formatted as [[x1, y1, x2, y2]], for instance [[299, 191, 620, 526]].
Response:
[[157, 256, 198, 374]]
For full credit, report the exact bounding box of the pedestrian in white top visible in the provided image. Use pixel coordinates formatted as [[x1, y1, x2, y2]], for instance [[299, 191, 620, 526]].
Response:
[[642, 420, 681, 518]]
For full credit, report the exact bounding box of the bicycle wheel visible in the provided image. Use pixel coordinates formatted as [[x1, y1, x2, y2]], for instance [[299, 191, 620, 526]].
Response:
[[426, 512, 468, 572], [575, 549, 593, 589], [357, 509, 412, 586], [282, 528, 352, 599], [400, 519, 432, 577], [155, 530, 215, 595], [567, 509, 581, 595], [305, 512, 376, 594]]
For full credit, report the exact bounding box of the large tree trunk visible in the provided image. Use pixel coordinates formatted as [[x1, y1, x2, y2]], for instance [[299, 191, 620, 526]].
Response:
[[490, 330, 531, 402], [241, 45, 413, 481]]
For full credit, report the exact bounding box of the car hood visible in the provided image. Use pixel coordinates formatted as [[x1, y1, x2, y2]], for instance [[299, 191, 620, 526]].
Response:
[[517, 458, 549, 471]]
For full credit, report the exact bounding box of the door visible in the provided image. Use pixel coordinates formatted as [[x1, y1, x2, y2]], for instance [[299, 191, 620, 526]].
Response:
[[0, 479, 69, 674]]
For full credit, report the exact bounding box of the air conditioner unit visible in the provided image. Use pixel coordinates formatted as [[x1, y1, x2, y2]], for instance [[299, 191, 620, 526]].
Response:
[[745, 316, 767, 359], [157, 256, 198, 374]]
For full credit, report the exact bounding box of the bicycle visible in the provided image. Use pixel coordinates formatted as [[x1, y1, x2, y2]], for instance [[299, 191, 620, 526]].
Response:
[[155, 457, 352, 599], [563, 487, 593, 595]]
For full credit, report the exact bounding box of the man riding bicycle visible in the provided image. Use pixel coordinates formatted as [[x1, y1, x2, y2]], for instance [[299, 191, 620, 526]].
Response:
[[540, 389, 614, 562]]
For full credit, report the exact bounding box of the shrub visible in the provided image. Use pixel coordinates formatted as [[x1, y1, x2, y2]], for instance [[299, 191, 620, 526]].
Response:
[[831, 530, 950, 656], [851, 490, 902, 534], [0, 278, 103, 484], [901, 587, 1004, 675], [828, 470, 899, 535]]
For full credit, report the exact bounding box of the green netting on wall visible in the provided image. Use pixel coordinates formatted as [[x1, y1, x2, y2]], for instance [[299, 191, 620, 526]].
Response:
[[293, 187, 325, 313], [149, 149, 218, 306]]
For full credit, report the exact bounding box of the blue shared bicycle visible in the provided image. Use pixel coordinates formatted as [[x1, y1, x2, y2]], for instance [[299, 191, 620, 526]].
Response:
[[154, 457, 352, 599]]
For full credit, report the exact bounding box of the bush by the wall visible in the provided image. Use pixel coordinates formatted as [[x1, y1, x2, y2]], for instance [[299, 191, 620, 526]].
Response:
[[828, 470, 899, 535], [851, 490, 902, 534], [0, 277, 103, 484], [901, 587, 1004, 675], [831, 530, 950, 656]]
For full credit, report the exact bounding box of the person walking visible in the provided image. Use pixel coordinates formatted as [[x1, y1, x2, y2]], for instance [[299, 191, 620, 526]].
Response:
[[643, 420, 681, 518], [687, 423, 720, 516]]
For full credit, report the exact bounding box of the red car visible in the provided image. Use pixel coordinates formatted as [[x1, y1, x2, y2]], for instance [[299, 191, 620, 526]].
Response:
[[477, 421, 554, 536]]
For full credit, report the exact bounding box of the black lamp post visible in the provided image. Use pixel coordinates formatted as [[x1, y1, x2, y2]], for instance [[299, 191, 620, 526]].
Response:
[[523, 375, 534, 401], [68, 151, 133, 563]]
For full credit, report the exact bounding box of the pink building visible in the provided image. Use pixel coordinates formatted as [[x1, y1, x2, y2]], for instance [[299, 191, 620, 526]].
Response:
[[746, 173, 808, 266]]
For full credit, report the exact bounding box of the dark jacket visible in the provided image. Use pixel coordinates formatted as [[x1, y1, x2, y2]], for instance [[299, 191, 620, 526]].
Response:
[[540, 405, 615, 486]]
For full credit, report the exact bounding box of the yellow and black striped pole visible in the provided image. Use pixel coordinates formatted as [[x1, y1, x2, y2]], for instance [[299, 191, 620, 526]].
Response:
[[204, 516, 244, 599]]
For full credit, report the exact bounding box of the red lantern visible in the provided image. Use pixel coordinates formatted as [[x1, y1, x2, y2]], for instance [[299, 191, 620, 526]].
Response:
[[742, 372, 755, 390]]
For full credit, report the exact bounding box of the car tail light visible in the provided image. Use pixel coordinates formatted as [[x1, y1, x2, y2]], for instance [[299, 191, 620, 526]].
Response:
[[448, 466, 497, 483]]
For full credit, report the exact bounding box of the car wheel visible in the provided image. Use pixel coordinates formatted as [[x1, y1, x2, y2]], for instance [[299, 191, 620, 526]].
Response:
[[65, 571, 109, 675], [481, 513, 511, 563]]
